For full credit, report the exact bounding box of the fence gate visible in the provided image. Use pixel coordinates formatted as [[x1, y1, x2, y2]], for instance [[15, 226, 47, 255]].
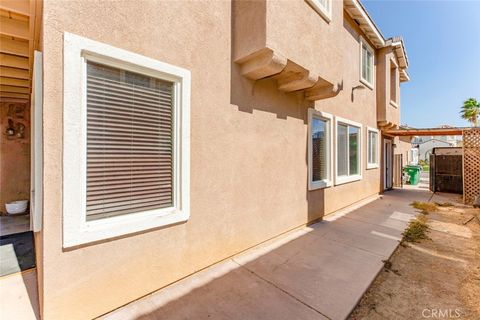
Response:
[[393, 154, 403, 188], [463, 129, 480, 204], [429, 148, 463, 194]]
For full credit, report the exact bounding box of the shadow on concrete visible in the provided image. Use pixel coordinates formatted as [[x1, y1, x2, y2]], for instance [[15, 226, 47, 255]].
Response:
[[102, 188, 431, 320]]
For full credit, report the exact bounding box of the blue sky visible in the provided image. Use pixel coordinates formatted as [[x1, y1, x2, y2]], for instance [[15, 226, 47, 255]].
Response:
[[362, 0, 480, 128]]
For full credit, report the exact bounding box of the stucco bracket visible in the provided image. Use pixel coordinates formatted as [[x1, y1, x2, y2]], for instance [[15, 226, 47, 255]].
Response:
[[235, 48, 288, 80], [275, 61, 319, 92], [378, 121, 398, 130], [305, 80, 343, 101]]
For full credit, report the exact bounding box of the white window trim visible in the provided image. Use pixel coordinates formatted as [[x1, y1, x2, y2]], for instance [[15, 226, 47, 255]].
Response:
[[63, 32, 191, 248], [389, 58, 399, 108], [306, 0, 332, 23], [366, 126, 380, 169], [359, 36, 375, 90], [334, 116, 363, 185], [308, 109, 333, 190]]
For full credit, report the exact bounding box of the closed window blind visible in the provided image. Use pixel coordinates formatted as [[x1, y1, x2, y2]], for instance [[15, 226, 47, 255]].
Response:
[[312, 118, 328, 181], [337, 124, 348, 176], [86, 61, 174, 220]]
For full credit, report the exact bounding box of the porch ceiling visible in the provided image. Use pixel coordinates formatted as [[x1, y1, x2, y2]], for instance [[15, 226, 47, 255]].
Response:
[[0, 0, 42, 104]]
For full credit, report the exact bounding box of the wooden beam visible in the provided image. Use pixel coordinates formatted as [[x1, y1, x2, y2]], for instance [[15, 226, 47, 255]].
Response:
[[32, 0, 43, 52], [0, 84, 29, 93], [0, 77, 29, 87], [0, 97, 29, 103], [0, 0, 31, 16], [0, 66, 29, 79], [385, 128, 466, 136], [0, 37, 29, 57], [0, 92, 29, 99], [0, 53, 29, 69], [0, 16, 31, 40]]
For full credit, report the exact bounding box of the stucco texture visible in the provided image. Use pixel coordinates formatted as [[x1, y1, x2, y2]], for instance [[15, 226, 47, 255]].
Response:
[[41, 1, 389, 319]]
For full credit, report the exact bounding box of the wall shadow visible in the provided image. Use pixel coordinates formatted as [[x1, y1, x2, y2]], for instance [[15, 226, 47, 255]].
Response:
[[104, 188, 429, 320]]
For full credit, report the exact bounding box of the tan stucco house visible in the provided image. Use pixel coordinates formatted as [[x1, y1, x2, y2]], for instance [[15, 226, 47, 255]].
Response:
[[0, 0, 410, 318]]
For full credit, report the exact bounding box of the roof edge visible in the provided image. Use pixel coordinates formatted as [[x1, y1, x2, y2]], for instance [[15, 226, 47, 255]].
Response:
[[344, 0, 410, 80]]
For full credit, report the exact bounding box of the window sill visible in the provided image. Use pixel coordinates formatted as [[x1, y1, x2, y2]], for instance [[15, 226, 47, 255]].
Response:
[[360, 78, 374, 90], [309, 179, 332, 191], [64, 208, 189, 248], [306, 0, 331, 23], [390, 100, 398, 108], [367, 163, 379, 170], [335, 174, 362, 186]]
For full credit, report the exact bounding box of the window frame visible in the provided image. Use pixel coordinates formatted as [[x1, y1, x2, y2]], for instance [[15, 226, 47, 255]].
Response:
[[366, 126, 380, 169], [63, 32, 191, 248], [308, 109, 333, 190], [359, 36, 375, 90], [306, 0, 332, 23], [389, 58, 399, 108], [334, 116, 363, 185]]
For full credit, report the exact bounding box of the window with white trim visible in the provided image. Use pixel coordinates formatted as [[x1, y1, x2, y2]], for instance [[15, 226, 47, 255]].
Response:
[[308, 109, 333, 190], [335, 117, 362, 184], [63, 32, 190, 247], [390, 60, 398, 106], [306, 0, 332, 22], [360, 37, 374, 88], [367, 127, 379, 169]]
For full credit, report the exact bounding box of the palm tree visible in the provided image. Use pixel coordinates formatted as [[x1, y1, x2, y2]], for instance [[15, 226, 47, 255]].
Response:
[[460, 98, 480, 127]]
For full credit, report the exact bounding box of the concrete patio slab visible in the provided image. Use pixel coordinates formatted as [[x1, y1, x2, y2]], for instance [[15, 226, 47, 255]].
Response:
[[234, 235, 384, 320], [102, 188, 431, 320], [317, 218, 401, 258], [103, 260, 327, 320], [0, 269, 40, 320]]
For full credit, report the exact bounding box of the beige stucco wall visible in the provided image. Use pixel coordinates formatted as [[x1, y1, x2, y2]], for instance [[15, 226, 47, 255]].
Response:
[[395, 136, 413, 164], [41, 1, 385, 318], [376, 47, 401, 127]]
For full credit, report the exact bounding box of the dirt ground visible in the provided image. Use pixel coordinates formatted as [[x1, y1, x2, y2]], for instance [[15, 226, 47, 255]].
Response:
[[349, 193, 480, 320]]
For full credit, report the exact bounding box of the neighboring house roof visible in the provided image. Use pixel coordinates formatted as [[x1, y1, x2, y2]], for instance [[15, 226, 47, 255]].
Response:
[[344, 0, 410, 81], [415, 138, 454, 146]]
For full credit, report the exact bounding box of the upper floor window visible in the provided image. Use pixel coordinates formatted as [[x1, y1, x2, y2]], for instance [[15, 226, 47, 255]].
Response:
[[360, 37, 374, 89], [335, 117, 362, 185], [307, 0, 332, 22], [63, 32, 191, 247], [308, 109, 333, 190], [390, 59, 398, 107]]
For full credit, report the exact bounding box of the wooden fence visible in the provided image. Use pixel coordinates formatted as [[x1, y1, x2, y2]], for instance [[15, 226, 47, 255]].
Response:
[[463, 129, 480, 204]]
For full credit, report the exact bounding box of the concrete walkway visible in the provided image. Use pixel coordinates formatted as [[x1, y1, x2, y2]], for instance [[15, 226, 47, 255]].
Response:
[[102, 188, 430, 320]]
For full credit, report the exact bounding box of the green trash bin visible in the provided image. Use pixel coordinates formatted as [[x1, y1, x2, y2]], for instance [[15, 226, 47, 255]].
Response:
[[403, 165, 421, 185]]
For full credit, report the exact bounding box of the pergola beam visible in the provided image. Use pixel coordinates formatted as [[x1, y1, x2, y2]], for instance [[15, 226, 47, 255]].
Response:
[[385, 128, 467, 136], [0, 84, 30, 94], [0, 92, 29, 99], [0, 0, 31, 16], [0, 77, 30, 87], [0, 66, 30, 79], [0, 53, 29, 69], [0, 37, 30, 57], [0, 16, 31, 40]]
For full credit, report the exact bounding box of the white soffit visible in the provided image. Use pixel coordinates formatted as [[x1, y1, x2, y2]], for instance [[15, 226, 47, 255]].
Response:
[[344, 0, 385, 48]]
